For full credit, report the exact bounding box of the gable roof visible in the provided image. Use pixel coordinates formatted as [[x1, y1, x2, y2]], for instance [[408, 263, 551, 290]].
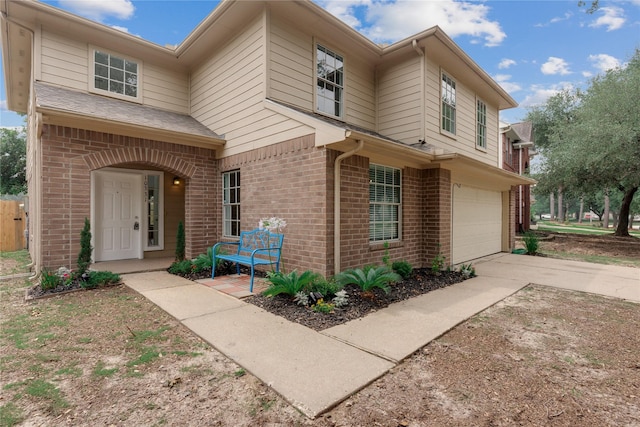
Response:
[[35, 82, 224, 148]]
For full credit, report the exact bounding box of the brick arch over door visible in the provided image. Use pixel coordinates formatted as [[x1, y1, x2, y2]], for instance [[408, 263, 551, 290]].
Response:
[[38, 125, 220, 269], [81, 148, 198, 179]]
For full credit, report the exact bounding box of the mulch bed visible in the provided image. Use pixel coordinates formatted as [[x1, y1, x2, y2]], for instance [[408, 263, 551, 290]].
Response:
[[246, 269, 466, 331], [171, 264, 468, 331], [25, 280, 122, 301]]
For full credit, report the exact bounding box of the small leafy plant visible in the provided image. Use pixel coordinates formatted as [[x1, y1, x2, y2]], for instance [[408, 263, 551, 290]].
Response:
[[262, 270, 319, 297], [332, 289, 349, 308], [83, 271, 121, 289], [522, 232, 539, 255], [381, 242, 391, 268], [312, 299, 334, 313], [392, 260, 413, 279], [308, 277, 343, 299], [431, 244, 446, 274], [458, 263, 476, 278], [334, 265, 401, 295], [168, 259, 193, 275], [40, 270, 61, 291]]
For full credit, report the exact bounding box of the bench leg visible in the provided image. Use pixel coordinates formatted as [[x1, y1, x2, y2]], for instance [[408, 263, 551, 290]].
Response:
[[249, 265, 255, 292], [236, 263, 241, 276], [211, 255, 216, 280]]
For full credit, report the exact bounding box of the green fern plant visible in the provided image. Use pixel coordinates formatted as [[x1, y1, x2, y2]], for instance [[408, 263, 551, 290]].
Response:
[[262, 270, 319, 297], [334, 265, 401, 295], [522, 232, 539, 255]]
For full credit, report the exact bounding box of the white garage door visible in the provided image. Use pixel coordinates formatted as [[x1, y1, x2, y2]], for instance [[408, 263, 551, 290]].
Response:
[[452, 186, 502, 264]]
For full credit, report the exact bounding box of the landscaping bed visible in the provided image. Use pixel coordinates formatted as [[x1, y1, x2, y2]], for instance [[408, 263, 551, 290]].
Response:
[[246, 268, 465, 331]]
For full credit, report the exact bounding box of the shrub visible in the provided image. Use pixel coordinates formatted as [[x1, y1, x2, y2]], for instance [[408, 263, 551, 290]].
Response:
[[175, 221, 185, 261], [168, 259, 193, 275], [392, 260, 413, 279], [262, 270, 319, 297], [308, 276, 343, 298], [334, 265, 401, 295], [192, 246, 227, 272], [77, 218, 92, 275], [40, 270, 61, 291], [431, 244, 446, 274], [523, 232, 539, 255], [83, 271, 121, 289]]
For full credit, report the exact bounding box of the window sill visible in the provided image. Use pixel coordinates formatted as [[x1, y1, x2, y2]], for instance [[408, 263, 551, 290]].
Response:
[[439, 129, 457, 141], [369, 240, 403, 252]]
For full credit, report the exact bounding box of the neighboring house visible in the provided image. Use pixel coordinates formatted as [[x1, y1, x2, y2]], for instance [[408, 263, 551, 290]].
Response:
[[1, 0, 533, 277], [500, 121, 535, 233]]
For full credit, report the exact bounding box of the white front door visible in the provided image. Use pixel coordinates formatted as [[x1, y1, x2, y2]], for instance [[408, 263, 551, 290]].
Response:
[[94, 171, 143, 262]]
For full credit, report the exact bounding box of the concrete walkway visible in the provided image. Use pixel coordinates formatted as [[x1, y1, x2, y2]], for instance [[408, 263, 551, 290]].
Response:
[[122, 253, 639, 418]]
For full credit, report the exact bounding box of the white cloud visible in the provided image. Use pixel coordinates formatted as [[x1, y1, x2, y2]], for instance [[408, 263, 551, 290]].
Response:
[[541, 57, 571, 75], [582, 71, 594, 78], [58, 0, 134, 22], [319, 0, 506, 47], [493, 74, 521, 93], [111, 25, 130, 34], [589, 6, 625, 31], [519, 83, 574, 108], [498, 58, 516, 69], [535, 11, 573, 27], [588, 53, 620, 72], [0, 99, 7, 111]]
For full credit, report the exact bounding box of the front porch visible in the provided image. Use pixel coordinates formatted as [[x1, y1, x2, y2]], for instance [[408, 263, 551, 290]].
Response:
[[92, 257, 268, 298]]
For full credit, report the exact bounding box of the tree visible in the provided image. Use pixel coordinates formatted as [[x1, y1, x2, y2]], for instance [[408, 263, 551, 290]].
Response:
[[0, 127, 27, 195], [526, 50, 640, 237]]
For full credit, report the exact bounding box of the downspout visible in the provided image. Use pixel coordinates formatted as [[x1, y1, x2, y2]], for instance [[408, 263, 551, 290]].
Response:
[[519, 148, 523, 229], [334, 138, 364, 274]]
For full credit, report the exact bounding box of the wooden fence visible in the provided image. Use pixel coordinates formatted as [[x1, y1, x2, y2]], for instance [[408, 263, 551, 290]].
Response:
[[0, 200, 27, 252]]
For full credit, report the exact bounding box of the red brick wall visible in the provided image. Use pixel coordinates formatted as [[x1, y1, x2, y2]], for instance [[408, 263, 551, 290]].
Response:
[[39, 125, 219, 270], [219, 135, 333, 277], [423, 168, 452, 265]]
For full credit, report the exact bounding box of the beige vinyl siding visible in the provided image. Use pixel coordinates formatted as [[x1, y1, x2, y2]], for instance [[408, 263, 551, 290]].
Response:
[[40, 30, 88, 91], [269, 17, 313, 110], [377, 56, 422, 143], [143, 64, 189, 114], [40, 30, 189, 113], [191, 14, 311, 156], [425, 58, 500, 166], [345, 55, 376, 130]]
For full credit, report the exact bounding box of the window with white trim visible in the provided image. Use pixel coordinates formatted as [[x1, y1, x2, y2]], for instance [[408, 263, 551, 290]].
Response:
[[222, 170, 241, 237], [441, 73, 456, 134], [316, 44, 344, 118], [92, 49, 140, 100], [476, 99, 487, 149], [369, 164, 401, 242]]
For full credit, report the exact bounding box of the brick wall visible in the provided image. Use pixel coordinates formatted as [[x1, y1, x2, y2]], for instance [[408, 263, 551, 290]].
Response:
[[39, 125, 219, 269], [219, 134, 333, 277], [423, 168, 452, 264]]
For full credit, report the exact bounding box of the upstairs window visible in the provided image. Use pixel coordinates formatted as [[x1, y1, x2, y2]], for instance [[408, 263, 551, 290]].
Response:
[[476, 99, 487, 149], [316, 44, 344, 118], [369, 164, 401, 242], [441, 73, 456, 135], [92, 49, 140, 101]]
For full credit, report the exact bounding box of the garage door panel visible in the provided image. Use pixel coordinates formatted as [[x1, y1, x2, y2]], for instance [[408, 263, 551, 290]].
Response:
[[453, 186, 502, 264]]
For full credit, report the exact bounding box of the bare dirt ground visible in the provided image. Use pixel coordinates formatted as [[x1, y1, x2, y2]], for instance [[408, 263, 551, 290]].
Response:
[[1, 233, 639, 426]]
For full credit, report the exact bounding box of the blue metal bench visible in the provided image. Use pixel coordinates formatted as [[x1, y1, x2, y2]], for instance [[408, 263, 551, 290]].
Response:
[[211, 229, 284, 292]]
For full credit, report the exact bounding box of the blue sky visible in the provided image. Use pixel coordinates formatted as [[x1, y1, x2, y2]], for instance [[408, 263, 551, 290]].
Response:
[[1, 0, 639, 128]]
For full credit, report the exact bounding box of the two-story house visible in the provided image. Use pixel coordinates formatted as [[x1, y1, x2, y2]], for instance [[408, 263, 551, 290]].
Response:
[[1, 0, 533, 278], [500, 121, 535, 233]]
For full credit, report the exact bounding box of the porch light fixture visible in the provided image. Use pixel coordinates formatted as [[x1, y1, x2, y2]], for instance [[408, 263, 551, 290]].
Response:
[[173, 176, 181, 186]]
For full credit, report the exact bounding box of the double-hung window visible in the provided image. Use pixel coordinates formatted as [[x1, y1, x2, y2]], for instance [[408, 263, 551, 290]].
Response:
[[316, 44, 344, 118], [369, 164, 401, 242], [441, 73, 456, 135], [223, 170, 241, 237], [476, 99, 487, 149], [92, 49, 140, 101]]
